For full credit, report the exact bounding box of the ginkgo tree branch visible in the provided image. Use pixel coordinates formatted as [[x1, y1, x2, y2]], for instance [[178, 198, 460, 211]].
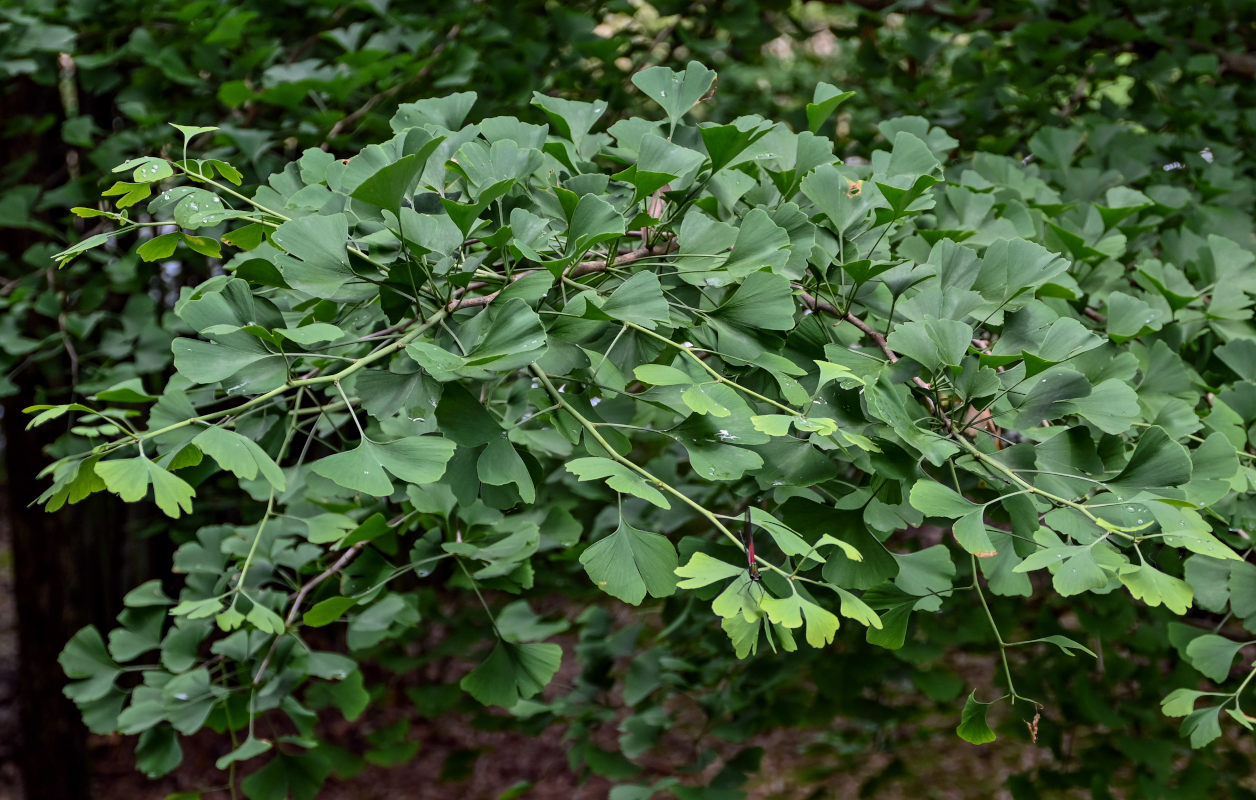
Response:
[[95, 308, 450, 458], [529, 364, 785, 575]]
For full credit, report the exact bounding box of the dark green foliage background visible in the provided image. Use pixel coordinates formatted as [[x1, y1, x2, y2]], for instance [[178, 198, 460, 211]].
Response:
[[5, 2, 1256, 799]]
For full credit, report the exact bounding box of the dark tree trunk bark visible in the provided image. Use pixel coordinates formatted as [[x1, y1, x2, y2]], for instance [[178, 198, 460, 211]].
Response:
[[6, 395, 124, 800], [0, 73, 130, 800]]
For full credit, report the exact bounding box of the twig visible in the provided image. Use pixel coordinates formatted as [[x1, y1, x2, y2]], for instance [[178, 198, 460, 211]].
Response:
[[445, 242, 676, 312], [325, 24, 462, 143], [841, 306, 899, 364], [571, 241, 675, 277], [1082, 307, 1106, 323], [252, 541, 367, 685]]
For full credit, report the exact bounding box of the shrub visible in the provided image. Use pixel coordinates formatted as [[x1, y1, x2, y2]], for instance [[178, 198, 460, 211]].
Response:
[[39, 61, 1256, 796]]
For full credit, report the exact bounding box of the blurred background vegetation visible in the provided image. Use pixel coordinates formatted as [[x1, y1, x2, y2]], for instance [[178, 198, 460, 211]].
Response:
[[3, 1, 1255, 797]]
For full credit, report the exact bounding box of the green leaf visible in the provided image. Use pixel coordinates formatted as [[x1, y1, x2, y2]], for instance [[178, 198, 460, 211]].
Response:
[[633, 364, 692, 386], [1009, 369, 1093, 428], [325, 669, 370, 721], [675, 552, 744, 589], [270, 213, 360, 299], [171, 337, 279, 386], [391, 91, 477, 131], [1185, 634, 1247, 682], [1061, 380, 1141, 435], [350, 152, 427, 216], [885, 131, 942, 179], [561, 194, 625, 270], [1014, 546, 1108, 597], [1106, 426, 1192, 496], [1216, 338, 1256, 383], [1181, 706, 1223, 748], [170, 123, 218, 150], [759, 589, 840, 648], [59, 626, 121, 703], [192, 427, 286, 491], [309, 442, 393, 496], [125, 157, 174, 183], [565, 457, 670, 509], [171, 597, 223, 620], [750, 414, 793, 437], [531, 93, 606, 152], [909, 481, 980, 519], [723, 209, 790, 278], [886, 317, 971, 370], [136, 232, 181, 261], [1161, 687, 1207, 718], [95, 378, 158, 404], [601, 272, 671, 329], [478, 437, 536, 503], [276, 323, 344, 345], [1106, 292, 1165, 343], [303, 597, 358, 628], [1028, 127, 1084, 168], [953, 512, 998, 556], [240, 751, 330, 800], [461, 641, 562, 708], [956, 691, 997, 744], [123, 580, 173, 608], [631, 62, 716, 129], [681, 382, 735, 417], [135, 725, 183, 778], [311, 436, 455, 497], [806, 82, 855, 133], [246, 603, 286, 635], [1119, 563, 1193, 615], [580, 518, 678, 604], [1229, 562, 1256, 619], [833, 587, 883, 629], [793, 592, 844, 648], [215, 736, 272, 770], [463, 299, 547, 370], [1150, 503, 1241, 560], [95, 457, 196, 518], [714, 271, 796, 331], [1015, 635, 1096, 658]]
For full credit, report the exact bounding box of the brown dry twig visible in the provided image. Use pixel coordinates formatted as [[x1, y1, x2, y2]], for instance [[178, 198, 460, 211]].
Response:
[[445, 241, 676, 313]]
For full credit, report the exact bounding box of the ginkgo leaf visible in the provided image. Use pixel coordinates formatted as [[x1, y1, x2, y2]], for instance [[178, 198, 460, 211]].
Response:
[[460, 641, 562, 708], [311, 436, 455, 497], [580, 519, 678, 604], [565, 457, 670, 509], [95, 457, 196, 518]]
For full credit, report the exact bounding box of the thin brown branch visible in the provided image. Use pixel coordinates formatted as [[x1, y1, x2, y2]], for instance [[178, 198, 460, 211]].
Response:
[[325, 24, 462, 143], [570, 241, 674, 278], [844, 307, 899, 364], [445, 242, 676, 313], [252, 541, 367, 685]]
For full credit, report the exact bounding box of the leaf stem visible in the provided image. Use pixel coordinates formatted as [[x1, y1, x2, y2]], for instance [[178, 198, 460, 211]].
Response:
[[953, 436, 1138, 539], [530, 365, 762, 565], [618, 319, 803, 417], [971, 554, 1039, 706], [99, 309, 448, 456]]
